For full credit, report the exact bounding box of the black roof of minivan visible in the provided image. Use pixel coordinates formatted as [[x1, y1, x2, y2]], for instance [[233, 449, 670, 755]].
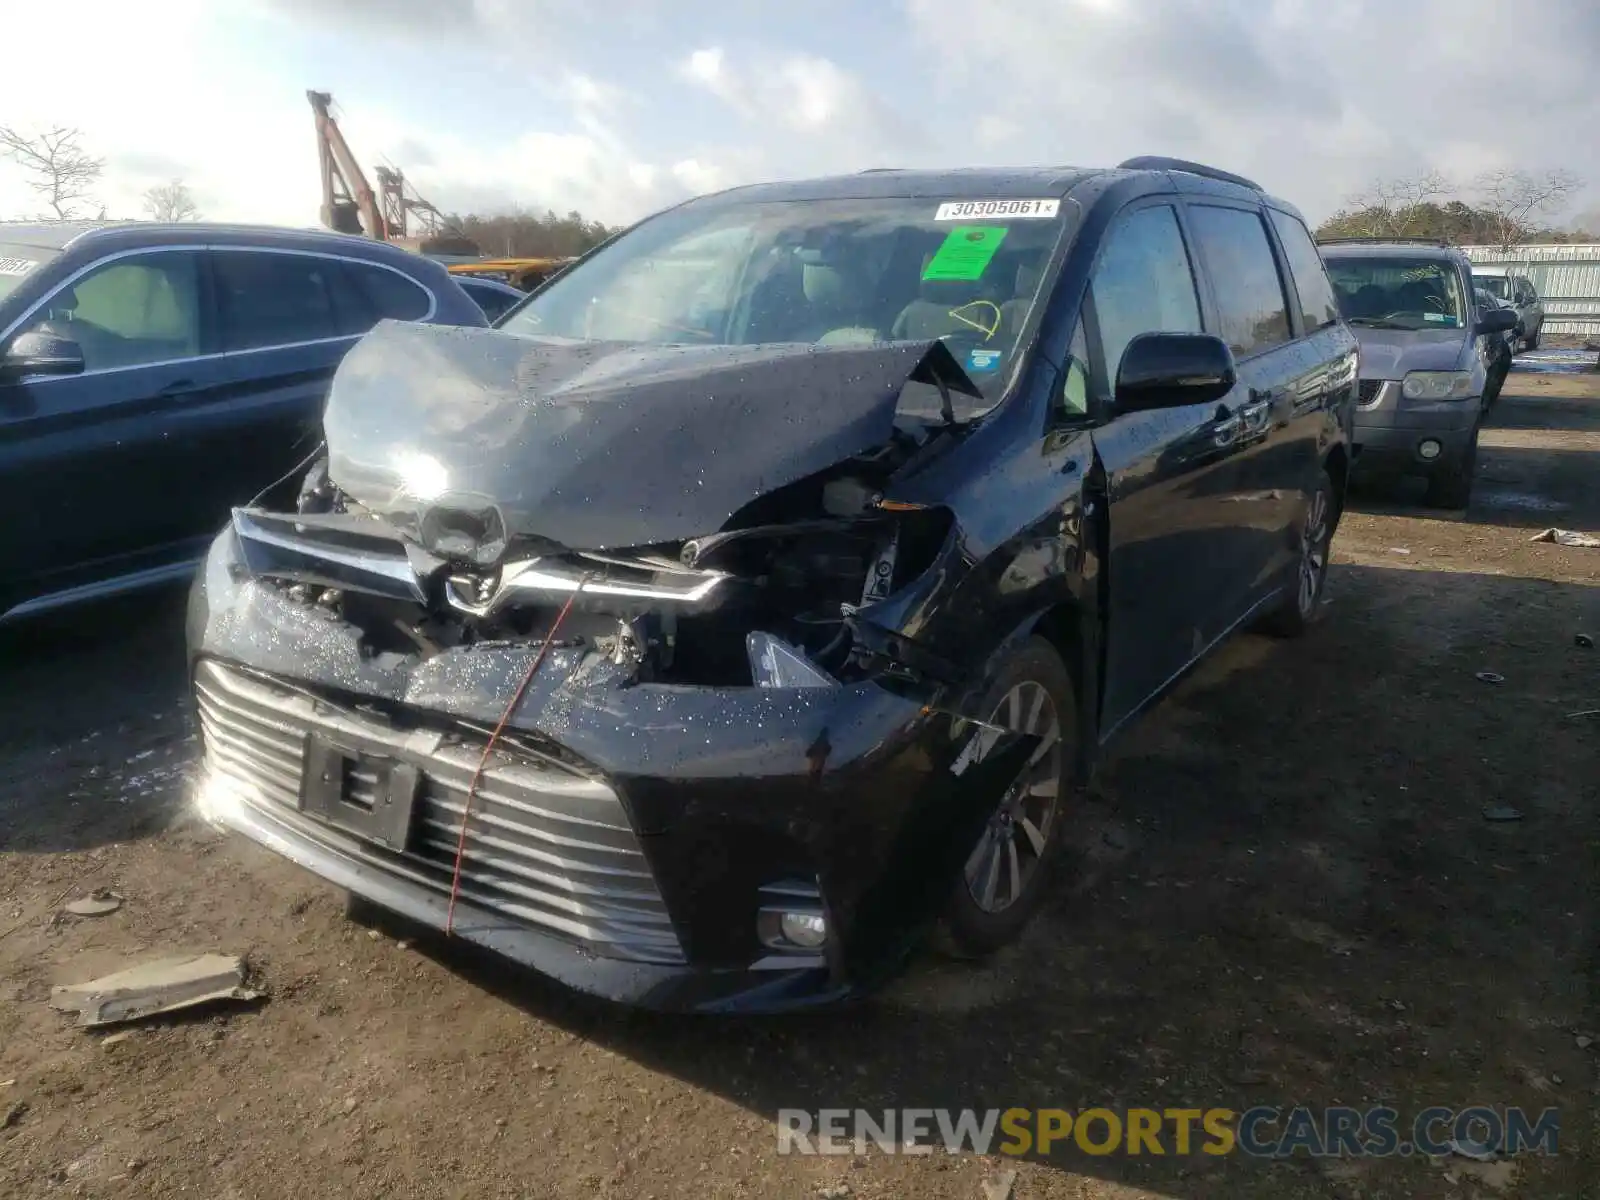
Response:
[[684, 158, 1296, 215]]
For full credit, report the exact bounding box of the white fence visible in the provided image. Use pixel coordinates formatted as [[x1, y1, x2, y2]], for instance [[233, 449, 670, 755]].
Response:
[[1461, 244, 1600, 339]]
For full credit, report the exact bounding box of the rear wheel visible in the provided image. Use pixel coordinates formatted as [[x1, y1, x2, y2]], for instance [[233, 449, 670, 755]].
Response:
[[1526, 322, 1541, 351], [938, 637, 1076, 958], [1263, 469, 1334, 638], [1425, 424, 1479, 510]]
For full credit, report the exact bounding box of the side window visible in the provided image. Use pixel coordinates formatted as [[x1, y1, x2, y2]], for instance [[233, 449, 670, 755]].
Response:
[[1060, 320, 1090, 418], [1267, 209, 1340, 332], [348, 262, 432, 322], [13, 251, 202, 371], [1088, 204, 1202, 390], [1186, 205, 1292, 357], [215, 251, 343, 351]]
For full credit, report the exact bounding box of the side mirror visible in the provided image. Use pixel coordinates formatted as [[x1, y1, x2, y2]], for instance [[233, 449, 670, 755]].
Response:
[[0, 329, 85, 380], [1475, 308, 1517, 336], [1114, 332, 1237, 414]]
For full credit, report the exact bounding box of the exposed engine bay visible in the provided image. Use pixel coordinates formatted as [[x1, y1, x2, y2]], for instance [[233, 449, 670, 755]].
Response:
[[232, 329, 982, 690]]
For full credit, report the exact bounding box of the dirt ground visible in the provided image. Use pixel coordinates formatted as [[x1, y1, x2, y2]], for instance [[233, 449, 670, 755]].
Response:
[[1, 360, 1595, 1200]]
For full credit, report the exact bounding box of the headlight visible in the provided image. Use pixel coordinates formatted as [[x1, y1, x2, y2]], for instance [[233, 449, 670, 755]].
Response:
[[1401, 371, 1473, 401]]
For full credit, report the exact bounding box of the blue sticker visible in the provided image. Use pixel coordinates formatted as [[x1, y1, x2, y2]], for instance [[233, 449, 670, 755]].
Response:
[[967, 347, 1003, 373]]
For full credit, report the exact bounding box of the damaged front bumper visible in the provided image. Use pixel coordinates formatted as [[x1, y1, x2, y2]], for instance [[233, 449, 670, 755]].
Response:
[[188, 526, 1031, 1013]]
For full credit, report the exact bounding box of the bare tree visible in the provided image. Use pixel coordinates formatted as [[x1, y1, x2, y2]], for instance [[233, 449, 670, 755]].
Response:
[[1343, 170, 1453, 238], [1474, 168, 1582, 251], [142, 179, 201, 222], [0, 125, 104, 220]]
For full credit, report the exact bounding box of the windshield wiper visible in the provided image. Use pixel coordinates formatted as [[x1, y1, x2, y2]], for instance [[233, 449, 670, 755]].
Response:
[[1345, 317, 1417, 330]]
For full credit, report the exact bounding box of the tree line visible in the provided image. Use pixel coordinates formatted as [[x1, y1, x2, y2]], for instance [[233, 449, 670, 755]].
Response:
[[446, 209, 615, 259], [1314, 168, 1590, 248]]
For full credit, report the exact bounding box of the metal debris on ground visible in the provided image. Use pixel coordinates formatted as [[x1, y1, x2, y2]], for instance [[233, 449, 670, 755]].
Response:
[[1482, 805, 1524, 823], [1529, 527, 1600, 548], [1, 1100, 26, 1131], [63, 890, 123, 917], [1475, 671, 1506, 685], [981, 1168, 1019, 1200], [1578, 1035, 1594, 1050], [49, 954, 261, 1028], [1576, 633, 1594, 648]]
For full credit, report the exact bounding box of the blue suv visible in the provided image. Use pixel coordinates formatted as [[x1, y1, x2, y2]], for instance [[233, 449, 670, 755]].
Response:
[[0, 222, 486, 623]]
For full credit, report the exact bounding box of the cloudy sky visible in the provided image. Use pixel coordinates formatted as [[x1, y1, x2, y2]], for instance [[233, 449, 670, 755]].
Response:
[[2, 0, 1598, 231]]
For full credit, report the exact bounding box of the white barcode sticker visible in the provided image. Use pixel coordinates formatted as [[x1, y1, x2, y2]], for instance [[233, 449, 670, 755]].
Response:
[[0, 257, 36, 276], [934, 199, 1060, 221]]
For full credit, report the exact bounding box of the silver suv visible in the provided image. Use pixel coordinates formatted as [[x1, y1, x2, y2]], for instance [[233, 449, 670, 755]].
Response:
[[1320, 238, 1516, 508], [1471, 265, 1545, 351]]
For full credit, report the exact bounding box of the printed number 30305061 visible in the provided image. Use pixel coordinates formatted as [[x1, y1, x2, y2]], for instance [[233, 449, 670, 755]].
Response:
[[934, 199, 1061, 221]]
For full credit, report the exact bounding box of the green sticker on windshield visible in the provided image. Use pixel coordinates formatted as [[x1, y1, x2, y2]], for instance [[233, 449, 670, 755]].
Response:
[[922, 226, 1008, 282]]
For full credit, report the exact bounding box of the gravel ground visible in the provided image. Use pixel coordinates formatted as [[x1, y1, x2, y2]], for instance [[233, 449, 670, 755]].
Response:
[[0, 363, 1595, 1200]]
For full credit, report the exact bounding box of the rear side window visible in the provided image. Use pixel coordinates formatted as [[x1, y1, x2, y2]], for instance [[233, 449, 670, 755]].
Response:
[[348, 262, 431, 321], [1186, 205, 1291, 357], [215, 251, 344, 351], [1267, 210, 1340, 332], [1089, 204, 1203, 386]]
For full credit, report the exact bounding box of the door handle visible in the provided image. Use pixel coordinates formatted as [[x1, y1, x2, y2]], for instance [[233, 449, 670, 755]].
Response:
[[157, 378, 200, 397]]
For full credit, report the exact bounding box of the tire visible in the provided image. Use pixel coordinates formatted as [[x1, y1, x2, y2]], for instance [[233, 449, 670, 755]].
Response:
[[1262, 468, 1334, 638], [937, 636, 1077, 959], [1526, 322, 1541, 351], [1424, 424, 1479, 510]]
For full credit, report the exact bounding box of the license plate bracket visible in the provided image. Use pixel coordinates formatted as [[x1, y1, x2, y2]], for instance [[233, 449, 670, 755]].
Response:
[[299, 736, 420, 852]]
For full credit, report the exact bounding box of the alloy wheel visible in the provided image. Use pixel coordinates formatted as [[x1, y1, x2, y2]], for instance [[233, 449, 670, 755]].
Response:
[[962, 681, 1063, 914], [1297, 487, 1330, 617]]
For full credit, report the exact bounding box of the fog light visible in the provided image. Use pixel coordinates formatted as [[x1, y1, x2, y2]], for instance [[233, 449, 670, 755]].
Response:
[[778, 912, 828, 949], [1418, 439, 1442, 461]]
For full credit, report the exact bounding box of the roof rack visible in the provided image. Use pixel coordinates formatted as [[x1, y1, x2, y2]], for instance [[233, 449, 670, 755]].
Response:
[[1118, 156, 1262, 192], [1315, 236, 1453, 248]]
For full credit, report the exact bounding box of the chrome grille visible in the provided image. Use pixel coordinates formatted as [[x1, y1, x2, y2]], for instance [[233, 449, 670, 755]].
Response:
[[195, 659, 683, 963]]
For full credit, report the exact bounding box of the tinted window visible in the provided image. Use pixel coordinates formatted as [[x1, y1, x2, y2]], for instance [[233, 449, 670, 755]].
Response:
[[1267, 210, 1340, 332], [349, 262, 431, 321], [13, 251, 202, 371], [460, 280, 521, 323], [215, 251, 343, 351], [1089, 204, 1202, 387], [1187, 205, 1291, 356]]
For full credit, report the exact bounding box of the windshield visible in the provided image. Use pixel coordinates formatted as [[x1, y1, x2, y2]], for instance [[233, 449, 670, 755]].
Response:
[[0, 244, 57, 304], [498, 196, 1072, 400], [1325, 257, 1466, 330], [1474, 275, 1510, 300]]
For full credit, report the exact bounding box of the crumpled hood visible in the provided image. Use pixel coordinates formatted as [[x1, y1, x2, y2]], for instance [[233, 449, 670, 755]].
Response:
[[1350, 326, 1470, 380], [322, 322, 975, 560]]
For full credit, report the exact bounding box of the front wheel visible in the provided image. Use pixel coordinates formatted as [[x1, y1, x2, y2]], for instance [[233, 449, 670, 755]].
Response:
[[1263, 469, 1334, 638], [1424, 424, 1479, 510], [938, 636, 1076, 959], [1525, 322, 1541, 351]]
